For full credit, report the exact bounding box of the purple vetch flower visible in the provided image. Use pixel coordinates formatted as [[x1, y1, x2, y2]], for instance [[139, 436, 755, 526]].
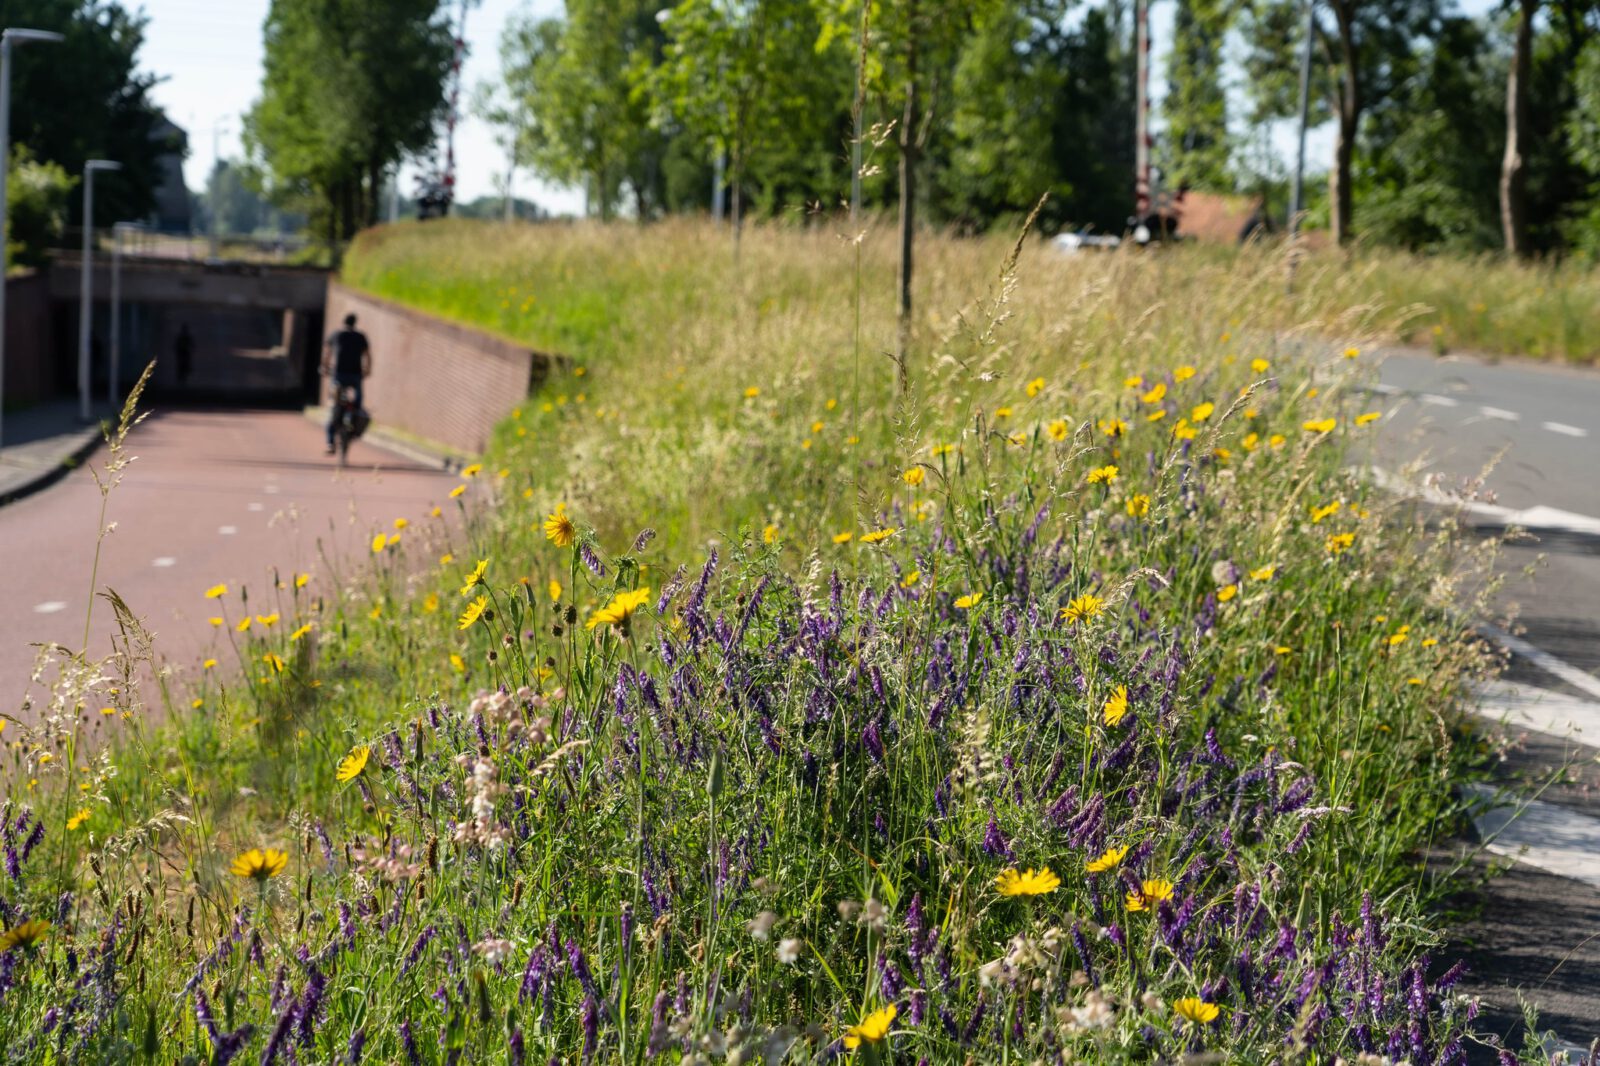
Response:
[[1434, 960, 1467, 993], [1286, 822, 1314, 854], [581, 995, 599, 1061], [401, 926, 436, 976], [908, 989, 928, 1026], [345, 1028, 367, 1064], [400, 1020, 422, 1066], [20, 821, 43, 862], [631, 527, 657, 553], [260, 1002, 297, 1065], [579, 543, 606, 577], [1071, 922, 1097, 986], [879, 956, 905, 1000], [981, 814, 1012, 858], [862, 721, 885, 763], [509, 1027, 525, 1066], [297, 965, 327, 1045], [961, 997, 987, 1045], [211, 1023, 256, 1066]]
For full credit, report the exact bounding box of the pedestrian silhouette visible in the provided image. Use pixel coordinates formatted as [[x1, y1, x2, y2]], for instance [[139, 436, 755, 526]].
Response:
[[175, 323, 195, 389]]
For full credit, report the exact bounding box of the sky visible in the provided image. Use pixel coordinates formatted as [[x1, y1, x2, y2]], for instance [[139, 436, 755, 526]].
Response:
[[140, 0, 584, 215]]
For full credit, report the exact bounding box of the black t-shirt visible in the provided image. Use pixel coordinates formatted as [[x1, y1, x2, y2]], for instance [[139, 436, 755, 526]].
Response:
[[330, 329, 369, 378]]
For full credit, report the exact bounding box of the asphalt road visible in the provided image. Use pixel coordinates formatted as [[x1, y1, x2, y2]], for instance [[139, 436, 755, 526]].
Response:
[[0, 407, 455, 716]]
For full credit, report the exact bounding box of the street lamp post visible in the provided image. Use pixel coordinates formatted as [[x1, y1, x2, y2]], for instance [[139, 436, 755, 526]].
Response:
[[78, 159, 121, 422], [1288, 0, 1316, 237], [110, 221, 140, 408], [0, 27, 64, 450]]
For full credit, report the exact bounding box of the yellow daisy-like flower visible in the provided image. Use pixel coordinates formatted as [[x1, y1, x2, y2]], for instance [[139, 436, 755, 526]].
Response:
[[1173, 365, 1196, 382], [458, 595, 489, 631], [255, 613, 279, 627], [393, 517, 409, 531], [1087, 465, 1119, 486], [235, 617, 252, 633], [1173, 997, 1221, 1024], [1344, 346, 1360, 359], [1098, 417, 1127, 438], [543, 506, 576, 548], [744, 386, 761, 398], [1217, 584, 1238, 602], [1125, 877, 1175, 912], [422, 593, 440, 613], [931, 442, 955, 457], [203, 658, 218, 669], [449, 653, 465, 673], [263, 653, 285, 674], [1356, 411, 1381, 426], [761, 524, 779, 545], [832, 531, 854, 545], [586, 587, 652, 633], [1026, 376, 1046, 397], [843, 1004, 897, 1050], [547, 579, 562, 602], [1123, 375, 1144, 389], [954, 592, 984, 610], [1303, 418, 1337, 433], [1309, 501, 1342, 524], [1061, 593, 1105, 624], [1190, 402, 1215, 422], [459, 559, 488, 595], [1250, 565, 1276, 581], [290, 623, 313, 642], [902, 467, 925, 486], [1250, 358, 1270, 373], [209, 616, 224, 627], [994, 406, 1013, 419], [1242, 432, 1260, 451], [901, 569, 920, 588], [1140, 382, 1167, 404], [1086, 844, 1128, 873], [994, 867, 1060, 896], [295, 573, 310, 588], [1126, 494, 1151, 518], [448, 484, 467, 499], [1269, 433, 1287, 448], [1326, 531, 1356, 555], [1172, 419, 1198, 441], [462, 463, 483, 478], [1147, 409, 1168, 422], [336, 745, 370, 782], [811, 420, 824, 434], [229, 848, 288, 884], [1047, 419, 1069, 441], [1102, 685, 1129, 727], [370, 533, 388, 554], [0, 919, 50, 953], [67, 808, 91, 831], [204, 583, 228, 599], [859, 528, 899, 545]]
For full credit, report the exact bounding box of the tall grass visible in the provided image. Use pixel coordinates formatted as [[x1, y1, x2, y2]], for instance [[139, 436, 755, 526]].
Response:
[[0, 217, 1523, 1063]]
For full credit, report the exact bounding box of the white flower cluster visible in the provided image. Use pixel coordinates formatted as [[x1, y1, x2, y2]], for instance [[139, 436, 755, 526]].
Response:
[[350, 843, 422, 883], [468, 686, 556, 745], [472, 937, 514, 966], [979, 928, 1064, 991], [451, 755, 510, 850]]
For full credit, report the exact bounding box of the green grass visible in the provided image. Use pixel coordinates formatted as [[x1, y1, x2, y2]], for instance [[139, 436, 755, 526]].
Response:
[[0, 218, 1522, 1063]]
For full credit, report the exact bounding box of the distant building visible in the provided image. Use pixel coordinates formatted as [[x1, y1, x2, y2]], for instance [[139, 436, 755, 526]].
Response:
[[149, 115, 191, 234]]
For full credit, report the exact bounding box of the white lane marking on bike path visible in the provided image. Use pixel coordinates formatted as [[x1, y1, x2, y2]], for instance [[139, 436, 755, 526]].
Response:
[[1543, 420, 1589, 438], [1368, 467, 1600, 538]]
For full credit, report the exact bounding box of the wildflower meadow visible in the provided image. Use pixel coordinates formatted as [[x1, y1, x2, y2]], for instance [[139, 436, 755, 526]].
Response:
[[1, 219, 1521, 1063]]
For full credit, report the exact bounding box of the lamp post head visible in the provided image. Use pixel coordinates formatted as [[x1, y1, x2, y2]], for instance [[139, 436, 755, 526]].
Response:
[[85, 159, 121, 174], [3, 29, 66, 47]]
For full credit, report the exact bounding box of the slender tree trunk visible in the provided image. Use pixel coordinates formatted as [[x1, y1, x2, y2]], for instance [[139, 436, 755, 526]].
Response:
[[895, 0, 918, 393], [1502, 0, 1537, 256], [366, 158, 382, 229], [1328, 0, 1360, 245]]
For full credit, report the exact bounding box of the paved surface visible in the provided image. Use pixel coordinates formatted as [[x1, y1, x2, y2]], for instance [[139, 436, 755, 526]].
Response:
[[1364, 345, 1600, 1051], [0, 401, 107, 504], [0, 406, 456, 714]]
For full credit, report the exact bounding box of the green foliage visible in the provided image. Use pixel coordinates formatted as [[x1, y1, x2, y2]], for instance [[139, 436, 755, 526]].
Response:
[[244, 0, 454, 243], [4, 145, 71, 269], [1161, 0, 1233, 190]]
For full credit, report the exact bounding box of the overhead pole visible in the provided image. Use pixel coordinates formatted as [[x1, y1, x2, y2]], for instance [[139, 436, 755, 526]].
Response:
[[110, 222, 140, 408], [78, 159, 121, 422], [1133, 0, 1152, 233], [1288, 0, 1315, 237]]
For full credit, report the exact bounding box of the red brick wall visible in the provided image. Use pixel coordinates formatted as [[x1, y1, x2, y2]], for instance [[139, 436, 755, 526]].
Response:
[[3, 272, 57, 405], [323, 282, 556, 454]]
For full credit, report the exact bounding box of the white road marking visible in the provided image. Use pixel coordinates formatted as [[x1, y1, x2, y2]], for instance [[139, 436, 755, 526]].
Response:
[[151, 556, 176, 568], [1469, 785, 1600, 890], [1369, 467, 1600, 537], [1369, 382, 1402, 396], [1543, 421, 1589, 438], [1420, 393, 1459, 408], [32, 601, 66, 614], [247, 502, 264, 512], [218, 525, 237, 535], [1477, 679, 1600, 739], [1483, 624, 1600, 703], [1479, 405, 1519, 421], [264, 485, 280, 495]]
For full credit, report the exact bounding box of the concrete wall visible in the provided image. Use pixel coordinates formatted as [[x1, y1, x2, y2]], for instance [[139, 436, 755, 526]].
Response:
[[3, 272, 58, 405], [323, 282, 556, 454]]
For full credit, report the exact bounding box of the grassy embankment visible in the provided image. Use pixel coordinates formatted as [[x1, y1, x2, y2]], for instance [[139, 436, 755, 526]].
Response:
[[1, 218, 1517, 1063]]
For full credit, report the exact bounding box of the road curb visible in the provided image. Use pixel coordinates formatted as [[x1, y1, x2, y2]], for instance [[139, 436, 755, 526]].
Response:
[[0, 425, 105, 509]]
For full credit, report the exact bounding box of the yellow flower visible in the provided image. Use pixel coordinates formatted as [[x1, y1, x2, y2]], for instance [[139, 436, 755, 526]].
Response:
[[744, 386, 761, 398], [859, 528, 899, 545], [1310, 501, 1342, 524], [336, 745, 370, 782], [431, 506, 443, 517], [1250, 358, 1270, 373], [1173, 365, 1196, 382], [1126, 494, 1150, 518], [1172, 419, 1197, 441], [1190, 402, 1215, 422], [1275, 645, 1293, 655], [290, 623, 313, 642], [1102, 685, 1129, 726], [462, 463, 483, 478], [393, 517, 409, 530], [1242, 432, 1260, 451], [1250, 565, 1276, 581], [460, 559, 489, 595], [1269, 433, 1286, 448], [1147, 408, 1168, 422], [995, 867, 1061, 896], [255, 613, 279, 627], [235, 617, 252, 633], [901, 569, 920, 588], [449, 484, 467, 498], [543, 506, 576, 548], [954, 592, 984, 610], [67, 808, 91, 831], [0, 919, 50, 953], [1387, 626, 1411, 647], [995, 406, 1013, 419], [1303, 418, 1337, 433], [762, 524, 779, 545], [832, 531, 854, 545], [229, 848, 288, 884], [843, 1004, 897, 1050], [458, 595, 489, 630], [423, 593, 440, 613], [1326, 531, 1356, 554], [1217, 584, 1238, 602], [205, 583, 228, 599], [1123, 375, 1144, 389], [263, 653, 285, 674], [1061, 593, 1105, 625], [1344, 346, 1360, 359], [932, 442, 956, 457], [586, 587, 652, 633], [902, 467, 925, 486], [811, 420, 825, 434], [371, 533, 388, 553], [1140, 382, 1167, 404], [295, 573, 310, 588], [1125, 877, 1174, 912], [547, 579, 562, 602], [826, 398, 838, 411], [1086, 845, 1128, 873], [1356, 411, 1381, 426], [209, 616, 223, 627], [1047, 419, 1069, 441], [449, 653, 465, 673], [203, 658, 218, 669], [1087, 465, 1119, 485], [1173, 997, 1221, 1024], [1422, 638, 1439, 648], [1026, 376, 1046, 397], [1098, 417, 1127, 438]]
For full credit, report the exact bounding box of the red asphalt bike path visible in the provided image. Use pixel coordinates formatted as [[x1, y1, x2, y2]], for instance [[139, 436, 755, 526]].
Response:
[[0, 407, 458, 717]]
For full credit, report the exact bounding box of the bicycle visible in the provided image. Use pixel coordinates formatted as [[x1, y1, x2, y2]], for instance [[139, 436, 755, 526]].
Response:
[[330, 386, 370, 467]]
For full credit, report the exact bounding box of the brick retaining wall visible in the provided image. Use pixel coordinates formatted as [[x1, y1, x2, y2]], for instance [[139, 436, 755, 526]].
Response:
[[3, 272, 57, 406], [323, 281, 557, 454]]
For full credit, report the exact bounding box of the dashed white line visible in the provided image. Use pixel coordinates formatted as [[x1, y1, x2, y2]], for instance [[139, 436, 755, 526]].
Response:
[[1469, 785, 1600, 890], [32, 601, 66, 614], [1543, 420, 1589, 438], [1369, 382, 1402, 396], [1483, 624, 1600, 703], [151, 556, 176, 568], [218, 525, 237, 535], [247, 502, 264, 512], [1479, 405, 1519, 421], [264, 485, 280, 495], [1369, 467, 1600, 537], [1477, 678, 1600, 739], [1420, 393, 1459, 408]]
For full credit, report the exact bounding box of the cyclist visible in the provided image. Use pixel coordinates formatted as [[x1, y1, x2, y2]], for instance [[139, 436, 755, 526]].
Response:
[[323, 313, 371, 454]]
